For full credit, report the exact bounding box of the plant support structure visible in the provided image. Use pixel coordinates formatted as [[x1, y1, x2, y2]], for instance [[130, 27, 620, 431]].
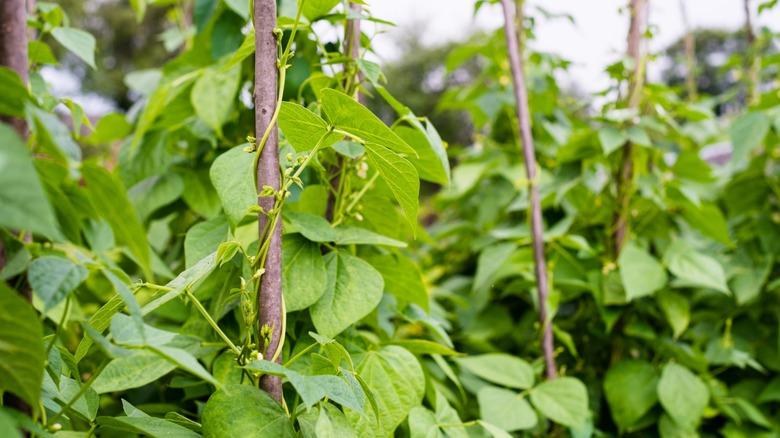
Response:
[[254, 0, 284, 403], [500, 0, 557, 380], [613, 0, 647, 256]]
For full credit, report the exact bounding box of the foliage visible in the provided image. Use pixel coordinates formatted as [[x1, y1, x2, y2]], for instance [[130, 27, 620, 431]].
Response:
[[0, 0, 779, 437]]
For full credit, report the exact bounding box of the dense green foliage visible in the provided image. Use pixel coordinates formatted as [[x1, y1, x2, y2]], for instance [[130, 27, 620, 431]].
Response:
[[1, 0, 779, 437]]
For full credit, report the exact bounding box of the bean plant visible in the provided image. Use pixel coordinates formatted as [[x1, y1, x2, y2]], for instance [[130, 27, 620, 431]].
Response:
[[0, 0, 778, 437]]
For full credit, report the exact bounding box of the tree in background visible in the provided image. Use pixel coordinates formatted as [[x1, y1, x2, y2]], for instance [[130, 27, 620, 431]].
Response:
[[662, 28, 777, 112], [48, 0, 171, 109]]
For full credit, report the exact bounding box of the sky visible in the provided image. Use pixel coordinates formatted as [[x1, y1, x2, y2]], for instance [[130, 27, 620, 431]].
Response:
[[368, 0, 780, 93]]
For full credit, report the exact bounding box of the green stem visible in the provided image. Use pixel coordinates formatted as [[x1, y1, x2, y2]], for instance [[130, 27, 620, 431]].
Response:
[[283, 341, 317, 367], [47, 360, 108, 427], [332, 171, 379, 227], [185, 288, 241, 355], [45, 296, 71, 357]]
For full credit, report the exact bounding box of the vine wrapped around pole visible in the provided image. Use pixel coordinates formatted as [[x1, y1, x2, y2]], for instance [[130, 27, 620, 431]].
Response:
[[613, 0, 647, 256], [499, 0, 557, 380], [254, 0, 284, 403]]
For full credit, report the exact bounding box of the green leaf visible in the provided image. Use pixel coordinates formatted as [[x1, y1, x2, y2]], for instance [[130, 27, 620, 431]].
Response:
[[456, 353, 534, 389], [27, 41, 57, 65], [244, 361, 364, 414], [27, 105, 82, 163], [302, 0, 340, 20], [478, 386, 537, 431], [202, 384, 296, 437], [394, 125, 449, 185], [99, 416, 199, 437], [0, 409, 22, 438], [285, 212, 338, 242], [731, 257, 772, 305], [479, 420, 514, 438], [0, 124, 61, 240], [0, 67, 31, 117], [129, 0, 147, 21], [658, 414, 697, 438], [28, 256, 87, 312], [142, 252, 217, 315], [298, 404, 358, 438], [408, 407, 440, 438], [346, 346, 425, 437], [603, 360, 658, 432], [310, 252, 384, 338], [128, 174, 185, 222], [75, 295, 125, 361], [0, 283, 45, 413], [730, 111, 770, 165], [282, 234, 327, 312], [626, 126, 651, 146], [99, 402, 200, 438], [92, 351, 176, 393], [320, 89, 415, 156], [220, 28, 255, 73], [85, 113, 132, 145], [530, 377, 589, 428], [657, 363, 709, 429], [210, 145, 257, 228], [383, 340, 460, 356], [598, 126, 626, 155], [191, 65, 241, 134], [51, 27, 96, 69], [656, 291, 690, 338], [42, 375, 99, 422], [224, 0, 250, 18], [110, 313, 175, 347], [149, 346, 221, 389], [364, 253, 428, 311], [680, 203, 733, 247], [332, 140, 365, 158], [181, 168, 223, 219], [663, 241, 729, 293], [82, 163, 152, 277], [335, 226, 407, 247], [184, 215, 228, 269], [618, 242, 667, 300], [364, 142, 419, 228], [279, 102, 336, 153], [216, 241, 241, 266], [472, 243, 517, 295]]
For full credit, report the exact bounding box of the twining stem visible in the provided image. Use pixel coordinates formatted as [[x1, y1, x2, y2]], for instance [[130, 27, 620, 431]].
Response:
[[499, 0, 557, 380], [185, 288, 241, 355], [613, 0, 647, 257], [325, 1, 363, 221], [333, 172, 380, 227]]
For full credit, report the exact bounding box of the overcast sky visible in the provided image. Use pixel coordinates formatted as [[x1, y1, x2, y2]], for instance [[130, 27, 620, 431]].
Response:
[[368, 0, 780, 92]]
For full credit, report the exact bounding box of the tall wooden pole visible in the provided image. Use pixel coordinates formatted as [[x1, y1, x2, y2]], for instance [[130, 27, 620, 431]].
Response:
[[613, 0, 647, 256], [499, 0, 557, 380], [254, 0, 283, 403], [0, 0, 32, 424], [743, 0, 759, 105], [0, 0, 29, 137], [679, 0, 698, 101]]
